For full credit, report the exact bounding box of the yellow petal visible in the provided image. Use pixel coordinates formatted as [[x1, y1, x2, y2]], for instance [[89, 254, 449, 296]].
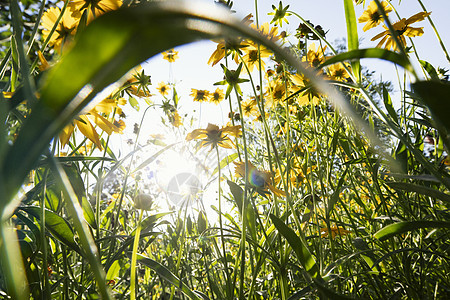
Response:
[[76, 116, 102, 150]]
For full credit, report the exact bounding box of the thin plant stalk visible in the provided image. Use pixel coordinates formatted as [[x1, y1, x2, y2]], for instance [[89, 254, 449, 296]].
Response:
[[130, 208, 144, 300]]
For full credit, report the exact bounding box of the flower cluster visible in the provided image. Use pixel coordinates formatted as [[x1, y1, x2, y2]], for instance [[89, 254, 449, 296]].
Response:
[[358, 0, 431, 52]]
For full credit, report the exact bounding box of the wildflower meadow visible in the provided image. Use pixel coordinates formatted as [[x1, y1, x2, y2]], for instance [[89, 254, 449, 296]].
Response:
[[1, 0, 450, 299]]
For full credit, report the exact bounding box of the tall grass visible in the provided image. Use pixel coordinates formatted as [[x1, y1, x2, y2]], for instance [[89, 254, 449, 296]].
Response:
[[0, 0, 449, 299]]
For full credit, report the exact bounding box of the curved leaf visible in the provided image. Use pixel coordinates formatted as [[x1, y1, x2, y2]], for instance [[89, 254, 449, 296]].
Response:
[[137, 254, 203, 300], [374, 221, 450, 241], [386, 181, 450, 204], [320, 48, 414, 73], [20, 206, 81, 254], [269, 214, 321, 280]]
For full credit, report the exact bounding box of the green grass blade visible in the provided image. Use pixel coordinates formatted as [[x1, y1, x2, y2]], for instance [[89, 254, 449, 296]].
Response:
[[136, 254, 203, 300], [269, 214, 321, 280], [386, 181, 450, 204], [343, 0, 360, 82], [412, 80, 450, 134], [374, 221, 450, 241], [20, 206, 82, 255], [320, 48, 414, 73]]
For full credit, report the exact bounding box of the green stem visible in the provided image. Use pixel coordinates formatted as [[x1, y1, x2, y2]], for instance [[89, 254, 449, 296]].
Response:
[[416, 0, 450, 64], [130, 208, 144, 300]]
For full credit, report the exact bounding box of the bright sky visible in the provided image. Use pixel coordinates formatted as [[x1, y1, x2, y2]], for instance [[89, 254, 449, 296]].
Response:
[[138, 0, 450, 130], [115, 0, 450, 212]]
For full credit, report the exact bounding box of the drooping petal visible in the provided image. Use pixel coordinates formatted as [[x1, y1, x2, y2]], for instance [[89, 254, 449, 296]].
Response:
[[76, 115, 103, 150]]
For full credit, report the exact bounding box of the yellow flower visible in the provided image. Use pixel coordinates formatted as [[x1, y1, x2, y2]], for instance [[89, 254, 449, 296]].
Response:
[[157, 82, 170, 97], [320, 225, 351, 239], [241, 41, 272, 72], [290, 73, 322, 106], [234, 161, 285, 197], [208, 88, 225, 104], [41, 7, 78, 52], [241, 98, 258, 117], [190, 89, 209, 102], [371, 12, 431, 52], [358, 0, 392, 32], [186, 123, 241, 149], [68, 0, 122, 23], [327, 62, 351, 81], [251, 22, 282, 44], [303, 43, 327, 68], [37, 51, 50, 71], [207, 14, 253, 66], [60, 102, 123, 150], [162, 49, 179, 62], [267, 79, 286, 105], [208, 38, 247, 66], [169, 110, 183, 128]]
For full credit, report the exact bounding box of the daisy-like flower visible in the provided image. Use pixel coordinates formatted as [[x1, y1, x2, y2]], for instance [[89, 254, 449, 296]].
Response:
[[290, 73, 322, 106], [169, 110, 183, 128], [41, 7, 79, 53], [371, 11, 431, 52], [266, 79, 286, 105], [207, 14, 253, 66], [59, 98, 124, 149], [190, 89, 210, 102], [241, 41, 272, 72], [208, 38, 248, 67], [251, 22, 282, 44], [358, 0, 392, 32], [186, 123, 241, 149], [68, 0, 122, 23], [157, 82, 170, 96], [208, 88, 225, 104], [162, 49, 179, 62], [303, 43, 327, 68], [328, 62, 351, 81], [234, 161, 285, 197], [320, 225, 351, 239], [241, 98, 258, 117]]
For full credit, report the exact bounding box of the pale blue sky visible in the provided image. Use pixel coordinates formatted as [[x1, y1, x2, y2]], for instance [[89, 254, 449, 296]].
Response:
[[140, 0, 450, 129]]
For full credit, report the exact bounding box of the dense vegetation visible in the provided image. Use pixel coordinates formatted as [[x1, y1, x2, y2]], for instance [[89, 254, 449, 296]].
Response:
[[1, 0, 450, 299]]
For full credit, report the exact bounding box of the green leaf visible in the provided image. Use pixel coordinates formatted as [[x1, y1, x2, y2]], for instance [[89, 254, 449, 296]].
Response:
[[130, 212, 172, 236], [137, 254, 203, 300], [227, 180, 243, 213], [343, 0, 360, 82], [383, 86, 398, 124], [412, 80, 450, 134], [419, 60, 439, 80], [269, 214, 321, 280], [212, 153, 238, 176], [20, 206, 81, 255], [326, 167, 348, 217], [106, 260, 120, 281], [374, 221, 450, 241], [320, 48, 414, 73], [61, 163, 97, 229], [128, 97, 140, 111], [386, 181, 450, 205]]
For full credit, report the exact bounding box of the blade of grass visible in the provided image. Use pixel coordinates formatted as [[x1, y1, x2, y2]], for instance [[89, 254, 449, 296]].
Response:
[[343, 0, 360, 82], [136, 254, 203, 300], [374, 221, 450, 241]]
